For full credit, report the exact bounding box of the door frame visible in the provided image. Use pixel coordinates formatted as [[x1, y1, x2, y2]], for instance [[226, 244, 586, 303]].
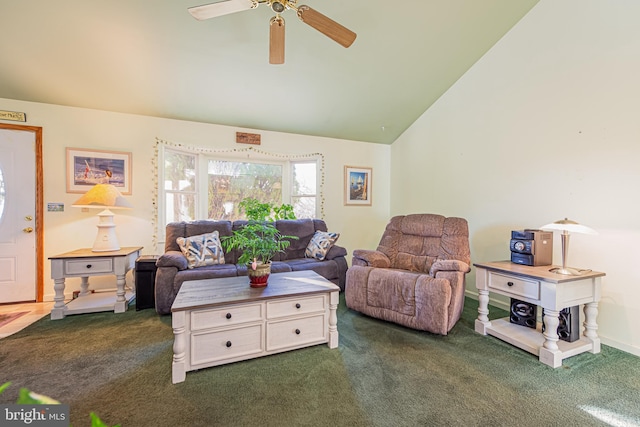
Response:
[[0, 123, 44, 302]]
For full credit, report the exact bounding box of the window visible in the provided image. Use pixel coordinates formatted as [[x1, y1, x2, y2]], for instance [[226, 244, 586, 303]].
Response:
[[160, 146, 320, 231], [207, 159, 283, 220], [291, 161, 317, 219], [163, 150, 197, 223]]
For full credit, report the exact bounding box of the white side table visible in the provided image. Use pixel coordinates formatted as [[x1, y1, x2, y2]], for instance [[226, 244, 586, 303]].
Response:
[[474, 260, 605, 368], [49, 246, 142, 320]]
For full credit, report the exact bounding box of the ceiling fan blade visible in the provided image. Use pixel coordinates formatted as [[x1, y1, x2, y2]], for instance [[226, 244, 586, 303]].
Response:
[[297, 5, 356, 48], [269, 16, 285, 65], [188, 0, 255, 21]]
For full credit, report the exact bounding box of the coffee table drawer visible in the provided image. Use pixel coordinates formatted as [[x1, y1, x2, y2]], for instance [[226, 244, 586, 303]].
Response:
[[191, 324, 263, 365], [267, 295, 326, 319], [190, 303, 263, 330], [267, 314, 326, 351]]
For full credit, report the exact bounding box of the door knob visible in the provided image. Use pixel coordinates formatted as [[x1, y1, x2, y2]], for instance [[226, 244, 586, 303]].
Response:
[[25, 215, 33, 221], [23, 227, 33, 233]]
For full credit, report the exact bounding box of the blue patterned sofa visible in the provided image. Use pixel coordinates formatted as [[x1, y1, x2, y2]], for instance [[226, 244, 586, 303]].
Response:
[[154, 219, 348, 314]]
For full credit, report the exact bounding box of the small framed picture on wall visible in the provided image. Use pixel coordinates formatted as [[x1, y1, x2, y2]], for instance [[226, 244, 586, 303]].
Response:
[[66, 147, 132, 194], [344, 166, 372, 206]]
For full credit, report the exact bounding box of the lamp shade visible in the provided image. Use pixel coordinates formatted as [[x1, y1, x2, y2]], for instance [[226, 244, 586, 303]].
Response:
[[540, 218, 597, 235], [72, 184, 132, 209]]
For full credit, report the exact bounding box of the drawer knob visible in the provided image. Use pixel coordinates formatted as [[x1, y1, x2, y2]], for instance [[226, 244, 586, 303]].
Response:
[[295, 303, 301, 309], [507, 281, 514, 287], [295, 329, 301, 335], [226, 341, 232, 348], [226, 313, 232, 319], [86, 264, 92, 269]]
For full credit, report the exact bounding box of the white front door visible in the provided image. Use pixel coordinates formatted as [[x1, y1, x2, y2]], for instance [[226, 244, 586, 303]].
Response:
[[0, 128, 37, 303]]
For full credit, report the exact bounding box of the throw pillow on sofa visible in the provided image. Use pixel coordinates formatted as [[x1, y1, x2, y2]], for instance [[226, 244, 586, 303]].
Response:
[[177, 231, 225, 268], [305, 231, 340, 261]]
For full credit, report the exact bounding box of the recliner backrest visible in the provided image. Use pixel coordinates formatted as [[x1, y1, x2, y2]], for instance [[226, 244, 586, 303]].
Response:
[[377, 214, 470, 273]]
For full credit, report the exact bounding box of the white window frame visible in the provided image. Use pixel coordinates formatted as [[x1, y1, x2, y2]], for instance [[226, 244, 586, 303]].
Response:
[[158, 145, 320, 244]]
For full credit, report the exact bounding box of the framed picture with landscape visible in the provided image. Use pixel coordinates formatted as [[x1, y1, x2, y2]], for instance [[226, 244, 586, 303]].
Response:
[[344, 165, 372, 206], [66, 148, 132, 194]]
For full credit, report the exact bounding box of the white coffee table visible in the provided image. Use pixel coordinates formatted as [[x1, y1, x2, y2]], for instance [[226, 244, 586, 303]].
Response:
[[171, 270, 340, 383]]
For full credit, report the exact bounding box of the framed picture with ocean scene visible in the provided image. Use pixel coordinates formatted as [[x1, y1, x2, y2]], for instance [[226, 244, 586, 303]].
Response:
[[344, 166, 372, 206], [66, 148, 132, 194]]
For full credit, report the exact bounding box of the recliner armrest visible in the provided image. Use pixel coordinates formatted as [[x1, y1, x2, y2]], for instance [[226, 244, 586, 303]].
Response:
[[429, 259, 471, 276], [352, 249, 391, 268], [324, 244, 347, 260], [156, 250, 188, 270]]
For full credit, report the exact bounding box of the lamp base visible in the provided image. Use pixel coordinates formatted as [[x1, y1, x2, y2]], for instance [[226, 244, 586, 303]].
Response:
[[549, 267, 592, 276], [92, 209, 121, 252]]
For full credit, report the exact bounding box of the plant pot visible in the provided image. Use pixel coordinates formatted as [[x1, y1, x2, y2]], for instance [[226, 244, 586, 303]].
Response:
[[247, 262, 271, 288]]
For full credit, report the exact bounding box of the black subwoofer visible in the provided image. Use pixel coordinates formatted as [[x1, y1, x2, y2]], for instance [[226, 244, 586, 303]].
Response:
[[135, 255, 159, 311], [510, 299, 537, 329], [543, 306, 580, 343]]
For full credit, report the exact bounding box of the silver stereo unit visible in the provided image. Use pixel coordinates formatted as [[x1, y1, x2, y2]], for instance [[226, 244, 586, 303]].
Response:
[[510, 229, 553, 266]]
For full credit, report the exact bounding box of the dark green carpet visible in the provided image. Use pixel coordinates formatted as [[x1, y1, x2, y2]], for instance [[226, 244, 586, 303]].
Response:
[[1, 296, 639, 427]]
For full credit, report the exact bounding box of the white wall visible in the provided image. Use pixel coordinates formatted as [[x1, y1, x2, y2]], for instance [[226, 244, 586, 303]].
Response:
[[391, 0, 640, 356], [0, 98, 391, 301]]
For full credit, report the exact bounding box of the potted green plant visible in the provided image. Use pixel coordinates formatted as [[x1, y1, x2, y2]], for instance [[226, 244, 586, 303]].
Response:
[[222, 198, 297, 287]]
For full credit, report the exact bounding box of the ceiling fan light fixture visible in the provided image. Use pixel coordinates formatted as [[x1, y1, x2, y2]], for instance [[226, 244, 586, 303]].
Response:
[[271, 1, 286, 13]]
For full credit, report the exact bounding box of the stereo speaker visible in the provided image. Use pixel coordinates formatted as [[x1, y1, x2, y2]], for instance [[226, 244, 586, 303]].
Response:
[[509, 299, 537, 329], [542, 306, 580, 343], [510, 229, 553, 266]]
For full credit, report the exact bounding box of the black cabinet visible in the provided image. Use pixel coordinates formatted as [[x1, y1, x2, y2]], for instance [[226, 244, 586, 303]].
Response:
[[135, 255, 159, 311]]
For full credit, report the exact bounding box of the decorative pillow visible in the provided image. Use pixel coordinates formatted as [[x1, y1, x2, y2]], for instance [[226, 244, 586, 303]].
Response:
[[176, 231, 225, 269], [305, 231, 340, 261]]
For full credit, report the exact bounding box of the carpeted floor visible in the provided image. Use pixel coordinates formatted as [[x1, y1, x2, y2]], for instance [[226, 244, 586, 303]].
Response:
[[1, 295, 639, 427]]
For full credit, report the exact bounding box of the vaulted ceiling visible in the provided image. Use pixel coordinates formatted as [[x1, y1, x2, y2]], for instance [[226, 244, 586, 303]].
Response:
[[0, 0, 539, 144]]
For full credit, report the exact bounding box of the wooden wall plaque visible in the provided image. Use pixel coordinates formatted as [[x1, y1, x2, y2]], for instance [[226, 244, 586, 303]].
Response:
[[236, 132, 261, 145], [0, 110, 26, 122]]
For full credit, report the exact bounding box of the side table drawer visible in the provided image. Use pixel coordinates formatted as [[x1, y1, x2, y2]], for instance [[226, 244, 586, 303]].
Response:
[[267, 314, 326, 351], [65, 258, 113, 275], [191, 324, 263, 365], [191, 303, 263, 330], [488, 272, 540, 300], [267, 295, 326, 319]]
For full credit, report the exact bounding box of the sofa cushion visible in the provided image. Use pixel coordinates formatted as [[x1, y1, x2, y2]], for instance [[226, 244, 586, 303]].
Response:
[[274, 219, 320, 260], [176, 231, 225, 269], [305, 231, 340, 261], [286, 258, 339, 281]]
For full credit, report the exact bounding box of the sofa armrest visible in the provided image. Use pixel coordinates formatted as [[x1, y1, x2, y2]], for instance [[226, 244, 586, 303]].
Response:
[[324, 244, 347, 260], [156, 250, 188, 271], [352, 249, 391, 268], [429, 259, 471, 276]]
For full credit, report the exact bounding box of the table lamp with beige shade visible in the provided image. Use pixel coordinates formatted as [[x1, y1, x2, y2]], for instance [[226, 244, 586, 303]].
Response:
[[72, 184, 132, 252]]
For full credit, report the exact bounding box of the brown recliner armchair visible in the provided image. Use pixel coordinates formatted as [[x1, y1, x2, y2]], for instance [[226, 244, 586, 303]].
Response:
[[345, 214, 471, 335]]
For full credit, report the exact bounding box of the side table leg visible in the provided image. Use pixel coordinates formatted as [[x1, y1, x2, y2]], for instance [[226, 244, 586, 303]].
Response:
[[51, 278, 67, 320], [79, 276, 91, 296], [172, 311, 187, 384], [584, 302, 601, 354], [539, 308, 562, 367], [328, 291, 339, 349], [474, 289, 491, 334], [114, 273, 127, 313]]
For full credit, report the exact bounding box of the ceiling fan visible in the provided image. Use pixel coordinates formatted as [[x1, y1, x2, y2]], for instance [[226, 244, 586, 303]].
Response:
[[188, 0, 357, 64]]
